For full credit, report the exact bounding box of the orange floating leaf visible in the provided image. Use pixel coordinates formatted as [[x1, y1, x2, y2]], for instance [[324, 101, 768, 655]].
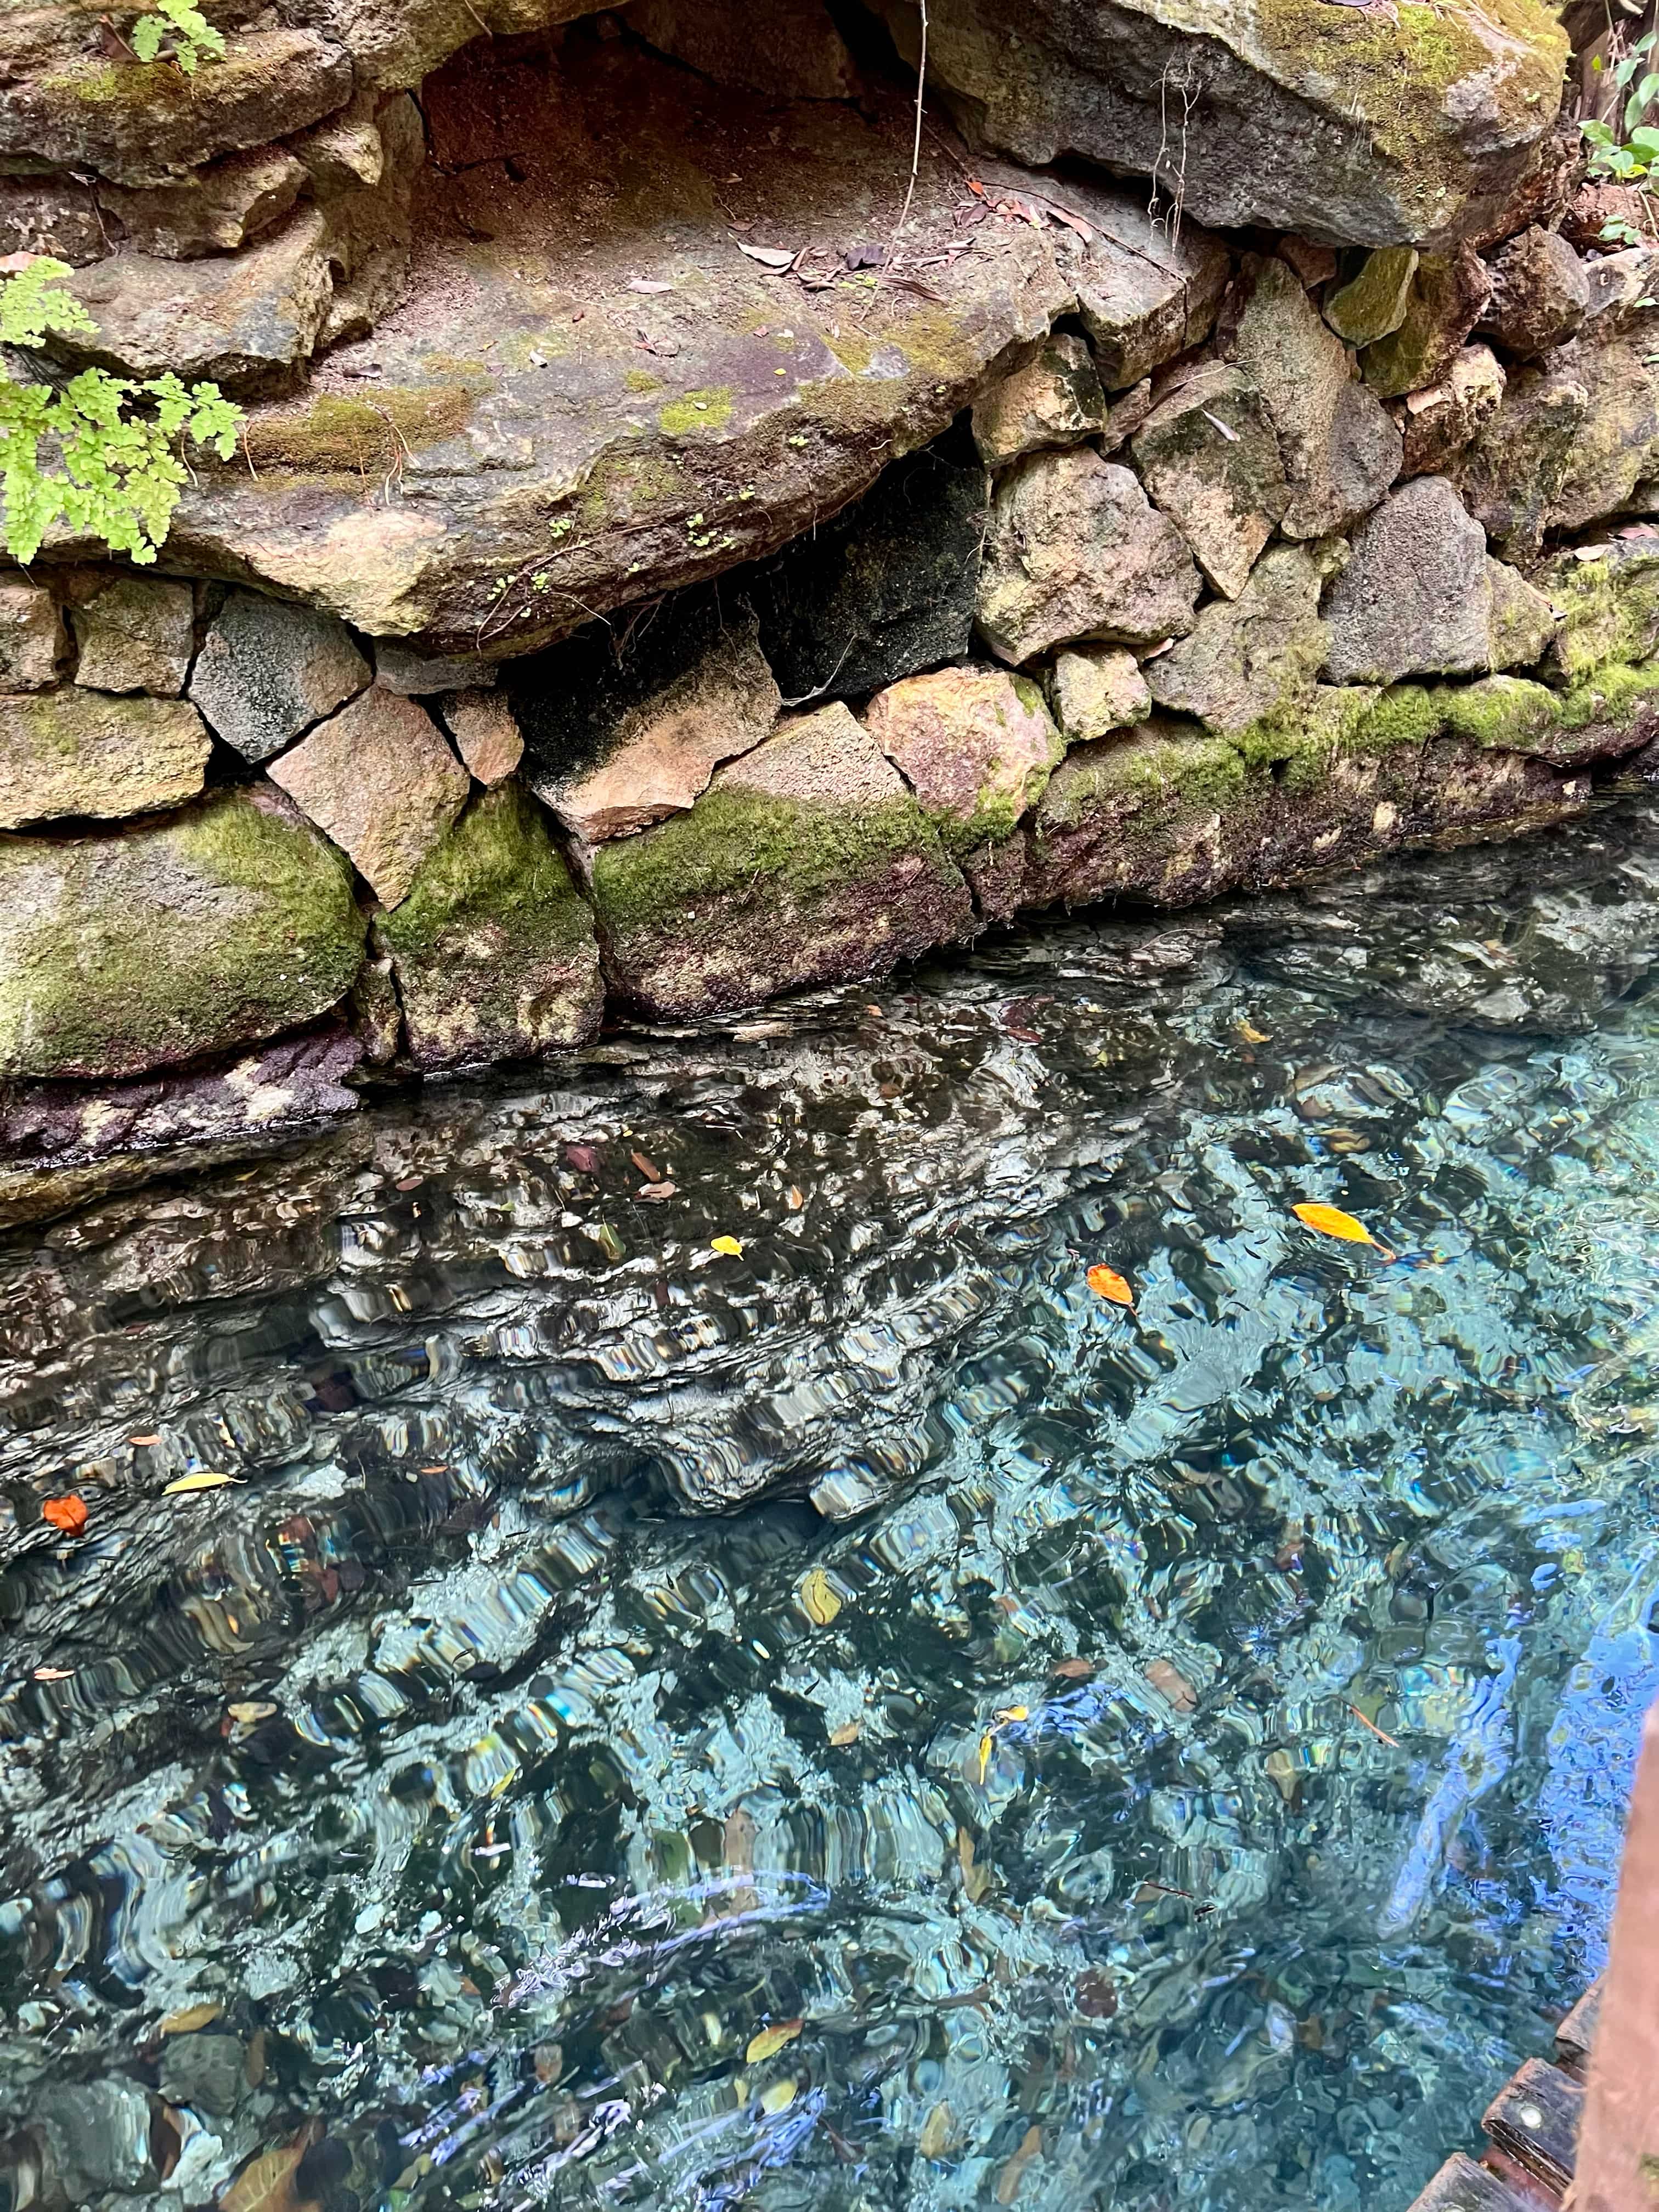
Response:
[[1291, 1201, 1396, 1261], [976, 1730, 994, 1785], [42, 1494, 87, 1534], [1086, 1263, 1134, 1307], [746, 2019, 803, 2064]]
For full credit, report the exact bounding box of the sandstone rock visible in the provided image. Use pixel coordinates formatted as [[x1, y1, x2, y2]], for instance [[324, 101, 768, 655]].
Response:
[[970, 332, 1107, 466], [864, 665, 1064, 856], [629, 0, 858, 99], [53, 209, 335, 393], [749, 427, 988, 701], [1478, 226, 1590, 360], [190, 591, 370, 762], [977, 447, 1201, 665], [1546, 336, 1659, 537], [590, 702, 973, 1019], [1582, 244, 1659, 334], [1049, 646, 1150, 741], [1062, 184, 1232, 389], [0, 176, 104, 266], [515, 594, 780, 843], [1399, 345, 1506, 477], [0, 31, 354, 190], [1322, 476, 1549, 685], [376, 782, 603, 1069], [100, 150, 308, 261], [1450, 350, 1589, 558], [1098, 377, 1155, 455], [0, 691, 212, 830], [375, 641, 499, 696], [1129, 362, 1289, 600], [442, 691, 523, 787], [70, 577, 195, 697], [870, 0, 1567, 248], [287, 96, 386, 195], [1361, 249, 1493, 400], [1224, 256, 1402, 540], [1147, 545, 1330, 737], [1323, 247, 1419, 348], [1279, 237, 1340, 290], [0, 580, 65, 692], [268, 690, 470, 906], [329, 0, 603, 95], [0, 787, 364, 1080], [309, 93, 424, 351]]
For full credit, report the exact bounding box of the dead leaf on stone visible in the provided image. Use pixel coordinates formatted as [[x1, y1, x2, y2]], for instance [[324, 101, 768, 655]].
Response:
[[630, 1150, 661, 1180], [565, 1143, 599, 1172], [1052, 1658, 1094, 1680], [1265, 1748, 1300, 1803], [997, 2125, 1043, 2205], [918, 2101, 958, 2159], [1146, 1659, 1198, 1712], [735, 241, 796, 270], [160, 2001, 223, 2035], [32, 1666, 74, 1681], [1075, 1968, 1118, 2019], [746, 2018, 803, 2063], [828, 1722, 861, 1746], [222, 2124, 323, 2212], [627, 278, 675, 293], [153, 2105, 183, 2184], [786, 1186, 805, 1210], [957, 1825, 991, 1903], [227, 1701, 276, 1725]]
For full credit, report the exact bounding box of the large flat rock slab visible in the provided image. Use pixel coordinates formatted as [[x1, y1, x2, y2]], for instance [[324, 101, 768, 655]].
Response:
[[871, 0, 1567, 249], [159, 33, 1087, 652]]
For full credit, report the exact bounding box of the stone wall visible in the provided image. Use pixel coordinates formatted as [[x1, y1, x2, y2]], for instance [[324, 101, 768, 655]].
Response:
[[3, 0, 1657, 1171]]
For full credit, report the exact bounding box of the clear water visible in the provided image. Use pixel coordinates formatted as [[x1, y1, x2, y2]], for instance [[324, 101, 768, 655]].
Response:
[[7, 804, 1659, 2212]]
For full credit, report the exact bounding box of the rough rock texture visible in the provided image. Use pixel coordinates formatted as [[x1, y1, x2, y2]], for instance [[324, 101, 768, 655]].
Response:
[[0, 174, 105, 266], [978, 448, 1201, 664], [375, 782, 603, 1069], [99, 149, 307, 260], [1130, 362, 1289, 599], [442, 690, 523, 787], [1223, 257, 1402, 540], [1323, 247, 1419, 347], [1323, 477, 1554, 685], [871, 0, 1567, 247], [1059, 183, 1231, 388], [1479, 225, 1591, 359], [970, 332, 1107, 466], [1399, 345, 1506, 477], [189, 592, 370, 762], [1449, 349, 1590, 559], [268, 690, 471, 905], [749, 430, 988, 702], [0, 691, 212, 831], [0, 581, 65, 692], [629, 0, 857, 100], [590, 703, 974, 1019], [1147, 545, 1331, 738], [70, 577, 195, 697], [1361, 249, 1492, 400], [374, 643, 498, 697], [512, 595, 781, 843], [0, 789, 364, 1080], [1583, 246, 1659, 335], [1537, 542, 1659, 685], [1049, 647, 1151, 741], [864, 664, 1064, 854], [1545, 337, 1659, 538]]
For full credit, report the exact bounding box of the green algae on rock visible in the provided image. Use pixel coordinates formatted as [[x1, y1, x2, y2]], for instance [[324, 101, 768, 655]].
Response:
[[0, 787, 365, 1081], [375, 782, 603, 1070]]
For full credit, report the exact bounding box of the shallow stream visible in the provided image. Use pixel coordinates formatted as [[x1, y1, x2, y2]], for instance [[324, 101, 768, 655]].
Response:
[[6, 803, 1659, 2212]]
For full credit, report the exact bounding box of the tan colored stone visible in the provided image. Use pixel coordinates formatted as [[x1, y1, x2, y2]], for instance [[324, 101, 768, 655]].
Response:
[[0, 691, 211, 830], [100, 150, 307, 260], [971, 332, 1107, 466], [443, 691, 523, 787], [71, 577, 195, 697], [1147, 545, 1330, 737], [268, 690, 470, 906], [864, 665, 1064, 853], [1130, 361, 1289, 600], [0, 580, 65, 692], [1049, 647, 1150, 741], [1400, 345, 1506, 478]]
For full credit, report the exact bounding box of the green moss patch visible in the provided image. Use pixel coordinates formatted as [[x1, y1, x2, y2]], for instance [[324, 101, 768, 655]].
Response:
[[243, 388, 480, 474]]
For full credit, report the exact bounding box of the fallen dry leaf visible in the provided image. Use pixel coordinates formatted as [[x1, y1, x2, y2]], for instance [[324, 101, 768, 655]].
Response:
[[1291, 1201, 1396, 1260], [630, 1150, 661, 1181], [227, 1701, 277, 1725], [735, 240, 795, 269], [710, 1234, 744, 1258], [565, 1143, 600, 1172], [627, 277, 675, 292], [997, 2125, 1043, 2206], [746, 2018, 803, 2063], [786, 1186, 805, 1210], [993, 1705, 1029, 1725], [1075, 1968, 1118, 2019], [32, 1666, 74, 1681], [1348, 1701, 1402, 1748], [1052, 1658, 1094, 1681], [918, 2101, 958, 2160], [161, 2001, 223, 2035], [222, 2125, 322, 2212], [1238, 1021, 1270, 1045], [828, 1722, 861, 1747], [41, 1494, 88, 1534], [760, 2077, 797, 2115], [976, 1730, 995, 1785], [957, 1825, 990, 1904], [128, 1434, 161, 1446], [1086, 1263, 1134, 1308], [637, 1181, 678, 1201], [1145, 1659, 1198, 1712], [799, 1567, 842, 1626], [1265, 1748, 1300, 1803], [163, 1472, 242, 1495]]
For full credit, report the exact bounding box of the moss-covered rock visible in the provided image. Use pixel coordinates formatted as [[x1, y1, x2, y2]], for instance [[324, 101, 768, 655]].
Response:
[[590, 703, 974, 1019], [1362, 250, 1491, 400], [0, 787, 365, 1081], [1538, 544, 1659, 684], [0, 690, 212, 832], [375, 782, 603, 1069], [1147, 545, 1329, 737]]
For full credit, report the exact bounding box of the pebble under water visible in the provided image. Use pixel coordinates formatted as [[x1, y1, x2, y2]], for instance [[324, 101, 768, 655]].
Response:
[[7, 804, 1659, 2212]]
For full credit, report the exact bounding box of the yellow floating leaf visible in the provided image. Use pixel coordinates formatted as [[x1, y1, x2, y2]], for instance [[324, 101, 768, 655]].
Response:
[[163, 1472, 243, 1495], [1085, 1263, 1134, 1308], [760, 2078, 797, 2116], [160, 2001, 223, 2035], [994, 1705, 1029, 1725], [919, 2102, 958, 2161], [1238, 1021, 1270, 1045], [827, 1722, 861, 1747], [1290, 1201, 1396, 1261], [746, 2018, 803, 2064], [957, 1826, 990, 1904], [976, 1730, 994, 1785], [710, 1234, 744, 1257], [798, 1567, 842, 1626]]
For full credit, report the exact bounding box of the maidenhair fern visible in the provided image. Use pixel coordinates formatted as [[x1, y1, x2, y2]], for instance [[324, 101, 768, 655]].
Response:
[[1, 258, 242, 565], [129, 0, 227, 74]]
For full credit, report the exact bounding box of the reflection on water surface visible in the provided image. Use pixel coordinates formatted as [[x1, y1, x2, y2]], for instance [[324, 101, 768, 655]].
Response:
[[5, 806, 1659, 2212]]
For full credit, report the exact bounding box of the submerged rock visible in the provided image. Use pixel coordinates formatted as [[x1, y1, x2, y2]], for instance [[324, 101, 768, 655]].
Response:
[[977, 447, 1201, 664], [0, 690, 212, 831], [0, 788, 364, 1080], [590, 702, 973, 1019], [189, 591, 370, 762], [1130, 361, 1289, 600], [376, 782, 603, 1069], [268, 689, 471, 906]]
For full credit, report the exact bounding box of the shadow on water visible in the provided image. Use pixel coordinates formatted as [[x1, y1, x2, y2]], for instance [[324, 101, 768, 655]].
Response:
[[6, 804, 1659, 2210]]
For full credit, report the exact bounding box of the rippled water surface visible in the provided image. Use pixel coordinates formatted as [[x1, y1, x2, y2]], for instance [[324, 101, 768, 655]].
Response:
[[8, 804, 1659, 2212]]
